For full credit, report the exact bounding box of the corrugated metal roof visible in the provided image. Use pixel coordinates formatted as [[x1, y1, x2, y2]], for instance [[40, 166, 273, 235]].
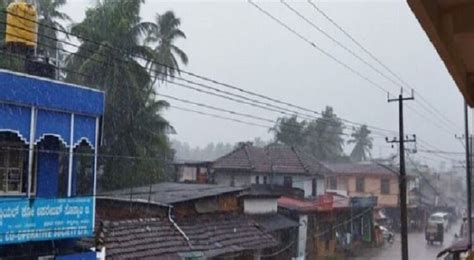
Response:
[[100, 182, 246, 205]]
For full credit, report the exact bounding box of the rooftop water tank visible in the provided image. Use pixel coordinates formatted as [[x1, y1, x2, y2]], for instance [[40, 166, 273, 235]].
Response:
[[5, 0, 37, 54]]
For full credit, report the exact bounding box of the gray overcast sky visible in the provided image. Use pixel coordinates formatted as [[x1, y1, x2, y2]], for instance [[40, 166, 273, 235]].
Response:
[[61, 1, 465, 167]]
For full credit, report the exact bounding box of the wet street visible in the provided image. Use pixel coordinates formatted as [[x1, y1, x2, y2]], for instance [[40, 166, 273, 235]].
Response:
[[350, 221, 461, 260]]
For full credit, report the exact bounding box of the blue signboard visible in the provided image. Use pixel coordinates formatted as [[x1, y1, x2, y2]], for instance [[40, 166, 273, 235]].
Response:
[[0, 197, 93, 245]]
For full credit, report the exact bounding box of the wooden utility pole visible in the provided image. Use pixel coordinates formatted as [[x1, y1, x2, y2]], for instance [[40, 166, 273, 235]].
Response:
[[387, 90, 415, 260]]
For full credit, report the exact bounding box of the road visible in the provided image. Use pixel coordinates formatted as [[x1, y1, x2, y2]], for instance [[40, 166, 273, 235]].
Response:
[[349, 221, 461, 260]]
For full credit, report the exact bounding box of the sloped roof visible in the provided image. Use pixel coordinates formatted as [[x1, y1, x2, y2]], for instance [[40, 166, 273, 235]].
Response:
[[213, 144, 324, 175], [277, 195, 350, 213], [100, 182, 245, 205], [98, 214, 278, 259], [250, 213, 299, 232], [213, 144, 271, 172], [320, 162, 397, 176]]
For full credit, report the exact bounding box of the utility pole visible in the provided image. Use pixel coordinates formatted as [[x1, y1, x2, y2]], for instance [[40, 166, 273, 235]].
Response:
[[464, 102, 472, 248], [386, 90, 415, 260]]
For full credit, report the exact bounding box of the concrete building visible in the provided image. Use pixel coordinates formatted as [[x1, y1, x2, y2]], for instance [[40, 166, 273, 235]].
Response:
[[0, 69, 104, 259]]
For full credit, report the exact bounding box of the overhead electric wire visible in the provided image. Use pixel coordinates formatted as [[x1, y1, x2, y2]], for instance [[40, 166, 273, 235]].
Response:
[[1, 10, 398, 137], [248, 0, 390, 95], [158, 93, 275, 123], [0, 18, 396, 138], [306, 0, 462, 132], [169, 105, 271, 128], [250, 1, 461, 137], [4, 10, 460, 151]]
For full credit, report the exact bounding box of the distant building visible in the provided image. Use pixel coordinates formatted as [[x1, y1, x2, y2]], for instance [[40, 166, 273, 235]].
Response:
[[0, 69, 104, 259], [174, 161, 212, 183], [321, 162, 399, 208], [212, 143, 326, 198]]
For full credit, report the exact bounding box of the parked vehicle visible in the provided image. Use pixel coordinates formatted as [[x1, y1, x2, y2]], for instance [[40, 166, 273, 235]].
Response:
[[426, 222, 444, 245], [429, 212, 450, 231], [380, 226, 394, 244]]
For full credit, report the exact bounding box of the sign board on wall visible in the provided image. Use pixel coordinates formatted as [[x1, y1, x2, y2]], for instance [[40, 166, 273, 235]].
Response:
[[0, 197, 93, 244], [350, 196, 378, 208]]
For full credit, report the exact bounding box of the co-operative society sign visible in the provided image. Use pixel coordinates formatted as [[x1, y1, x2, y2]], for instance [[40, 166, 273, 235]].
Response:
[[0, 197, 93, 244]]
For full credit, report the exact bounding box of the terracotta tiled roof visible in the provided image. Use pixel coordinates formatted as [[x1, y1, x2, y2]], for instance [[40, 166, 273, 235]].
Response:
[[213, 144, 324, 175], [98, 214, 278, 259]]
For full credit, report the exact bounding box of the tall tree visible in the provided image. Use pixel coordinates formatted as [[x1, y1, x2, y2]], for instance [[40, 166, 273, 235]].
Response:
[[66, 0, 174, 190], [145, 10, 188, 84], [0, 0, 9, 46], [348, 125, 373, 162], [304, 106, 345, 161], [34, 0, 71, 58], [271, 116, 307, 147]]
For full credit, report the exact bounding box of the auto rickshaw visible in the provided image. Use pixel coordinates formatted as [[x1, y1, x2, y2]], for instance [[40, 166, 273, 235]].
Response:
[[426, 222, 444, 245]]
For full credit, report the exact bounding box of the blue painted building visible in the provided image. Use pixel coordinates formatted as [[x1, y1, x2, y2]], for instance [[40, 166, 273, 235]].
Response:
[[0, 69, 104, 259]]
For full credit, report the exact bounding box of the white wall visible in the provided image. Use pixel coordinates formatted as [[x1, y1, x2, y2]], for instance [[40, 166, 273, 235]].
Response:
[[214, 172, 252, 187], [316, 178, 325, 196], [297, 215, 308, 259], [273, 175, 324, 198], [292, 177, 312, 198], [243, 198, 278, 214]]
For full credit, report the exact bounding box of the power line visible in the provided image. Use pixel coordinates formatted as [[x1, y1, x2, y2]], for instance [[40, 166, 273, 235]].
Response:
[[247, 1, 461, 139], [306, 1, 462, 132], [0, 19, 396, 138], [0, 16, 459, 160], [0, 10, 398, 137], [248, 0, 391, 95]]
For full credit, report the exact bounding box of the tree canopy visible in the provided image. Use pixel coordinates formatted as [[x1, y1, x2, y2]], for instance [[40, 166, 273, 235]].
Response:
[[348, 125, 373, 162], [271, 106, 350, 161], [64, 0, 187, 190]]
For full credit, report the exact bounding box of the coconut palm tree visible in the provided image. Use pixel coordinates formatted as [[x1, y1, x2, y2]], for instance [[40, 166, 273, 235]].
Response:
[[145, 10, 188, 84], [66, 0, 175, 190], [34, 0, 71, 58], [348, 125, 373, 162]]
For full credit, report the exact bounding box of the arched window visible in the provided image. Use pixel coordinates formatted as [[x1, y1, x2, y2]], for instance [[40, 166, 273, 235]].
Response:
[[74, 140, 94, 197], [0, 132, 28, 194]]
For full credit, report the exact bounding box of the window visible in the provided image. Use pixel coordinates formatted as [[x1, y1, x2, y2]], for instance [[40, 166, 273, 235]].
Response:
[[255, 175, 260, 184], [356, 177, 365, 192], [0, 145, 23, 193], [381, 178, 390, 194], [0, 133, 29, 194], [263, 176, 267, 184], [283, 176, 292, 188], [75, 142, 94, 196], [328, 176, 337, 190]]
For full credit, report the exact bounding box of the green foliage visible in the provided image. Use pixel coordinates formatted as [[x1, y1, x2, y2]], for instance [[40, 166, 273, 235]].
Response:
[[34, 0, 71, 58], [0, 0, 8, 45], [145, 10, 188, 84], [348, 125, 373, 162], [65, 0, 185, 190], [271, 116, 307, 147], [304, 107, 345, 160], [271, 106, 348, 161]]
